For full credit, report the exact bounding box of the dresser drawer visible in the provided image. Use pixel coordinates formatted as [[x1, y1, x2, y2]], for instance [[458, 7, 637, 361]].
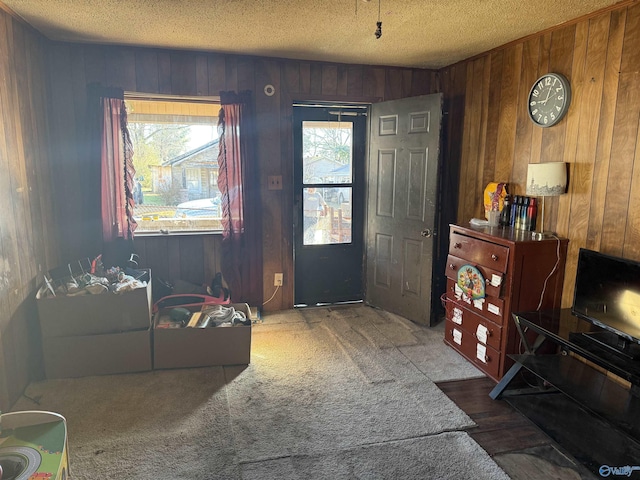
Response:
[[445, 278, 505, 325], [445, 298, 502, 351], [449, 232, 509, 273], [444, 320, 501, 380], [444, 254, 504, 299]]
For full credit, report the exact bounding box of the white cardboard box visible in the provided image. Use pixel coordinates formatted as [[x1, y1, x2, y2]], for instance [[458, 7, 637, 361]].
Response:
[[42, 329, 152, 379], [37, 271, 152, 338], [153, 303, 252, 369]]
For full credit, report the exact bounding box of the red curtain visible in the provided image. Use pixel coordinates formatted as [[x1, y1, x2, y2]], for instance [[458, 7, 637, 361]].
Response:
[[217, 99, 245, 238], [100, 96, 137, 242], [217, 91, 262, 304]]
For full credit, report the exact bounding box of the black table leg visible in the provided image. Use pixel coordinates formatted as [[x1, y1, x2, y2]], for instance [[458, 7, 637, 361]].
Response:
[[490, 361, 523, 399], [490, 315, 549, 400]]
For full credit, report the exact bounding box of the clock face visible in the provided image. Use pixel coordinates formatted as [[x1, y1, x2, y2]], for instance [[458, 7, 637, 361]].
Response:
[[527, 73, 571, 127]]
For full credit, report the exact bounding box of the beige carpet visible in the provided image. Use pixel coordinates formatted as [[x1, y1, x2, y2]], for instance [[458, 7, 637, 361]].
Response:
[[12, 305, 506, 479]]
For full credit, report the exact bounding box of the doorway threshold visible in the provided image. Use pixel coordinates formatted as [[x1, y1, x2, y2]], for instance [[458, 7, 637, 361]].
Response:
[[294, 300, 363, 309]]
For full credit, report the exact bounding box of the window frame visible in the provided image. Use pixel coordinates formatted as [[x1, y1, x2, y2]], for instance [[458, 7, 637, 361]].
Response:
[[124, 93, 223, 237]]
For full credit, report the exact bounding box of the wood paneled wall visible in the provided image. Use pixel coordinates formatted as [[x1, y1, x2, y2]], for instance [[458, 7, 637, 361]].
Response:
[[0, 7, 58, 411], [135, 235, 222, 291], [439, 1, 640, 307], [44, 43, 438, 311]]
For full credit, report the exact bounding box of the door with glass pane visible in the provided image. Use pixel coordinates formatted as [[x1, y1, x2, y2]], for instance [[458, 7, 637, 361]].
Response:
[[293, 105, 366, 305]]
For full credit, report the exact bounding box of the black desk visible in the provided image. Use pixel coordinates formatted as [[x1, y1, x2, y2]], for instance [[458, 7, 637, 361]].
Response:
[[490, 309, 640, 476]]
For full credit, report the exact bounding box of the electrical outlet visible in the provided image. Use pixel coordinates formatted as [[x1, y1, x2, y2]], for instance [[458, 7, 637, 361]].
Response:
[[274, 273, 283, 286], [268, 175, 283, 190]]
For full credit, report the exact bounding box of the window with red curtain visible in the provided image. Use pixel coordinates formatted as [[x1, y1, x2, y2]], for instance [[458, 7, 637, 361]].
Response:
[[91, 87, 262, 305]]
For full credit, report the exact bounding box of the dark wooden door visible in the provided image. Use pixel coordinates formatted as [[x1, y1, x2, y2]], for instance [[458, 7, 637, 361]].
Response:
[[293, 105, 367, 305], [365, 94, 443, 325]]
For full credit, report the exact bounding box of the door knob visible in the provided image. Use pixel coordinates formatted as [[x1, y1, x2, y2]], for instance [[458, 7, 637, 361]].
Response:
[[421, 229, 432, 238]]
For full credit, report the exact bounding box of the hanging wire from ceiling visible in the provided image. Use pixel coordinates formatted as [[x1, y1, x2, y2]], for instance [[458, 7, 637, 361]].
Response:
[[375, 0, 382, 39], [355, 0, 381, 39]]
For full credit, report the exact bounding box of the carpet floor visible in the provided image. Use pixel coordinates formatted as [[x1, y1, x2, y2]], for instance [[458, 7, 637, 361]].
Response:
[[11, 304, 507, 479]]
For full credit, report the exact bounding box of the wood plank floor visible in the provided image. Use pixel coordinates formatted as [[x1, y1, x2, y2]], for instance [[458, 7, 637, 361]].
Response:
[[437, 377, 597, 480]]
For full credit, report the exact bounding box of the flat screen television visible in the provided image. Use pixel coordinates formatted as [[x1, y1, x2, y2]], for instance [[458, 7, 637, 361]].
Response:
[[572, 248, 640, 359]]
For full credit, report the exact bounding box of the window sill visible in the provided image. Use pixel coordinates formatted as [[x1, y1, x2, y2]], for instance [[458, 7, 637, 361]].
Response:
[[134, 229, 223, 238]]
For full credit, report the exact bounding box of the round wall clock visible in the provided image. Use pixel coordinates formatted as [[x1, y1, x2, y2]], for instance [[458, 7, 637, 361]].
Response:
[[527, 73, 571, 127]]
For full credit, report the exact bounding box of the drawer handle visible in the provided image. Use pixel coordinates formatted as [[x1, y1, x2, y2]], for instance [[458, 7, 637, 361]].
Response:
[[476, 354, 490, 363], [453, 242, 462, 249], [449, 264, 456, 270], [474, 331, 491, 338], [491, 254, 498, 261]]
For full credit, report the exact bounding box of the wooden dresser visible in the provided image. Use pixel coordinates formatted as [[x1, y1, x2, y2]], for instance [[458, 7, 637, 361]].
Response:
[[443, 224, 568, 382]]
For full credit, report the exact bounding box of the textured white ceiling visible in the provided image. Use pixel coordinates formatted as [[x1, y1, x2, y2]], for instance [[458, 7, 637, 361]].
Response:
[[2, 0, 624, 68]]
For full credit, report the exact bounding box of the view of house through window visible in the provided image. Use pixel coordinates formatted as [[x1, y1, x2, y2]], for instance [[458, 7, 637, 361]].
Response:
[[125, 95, 220, 233], [302, 120, 353, 245]]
